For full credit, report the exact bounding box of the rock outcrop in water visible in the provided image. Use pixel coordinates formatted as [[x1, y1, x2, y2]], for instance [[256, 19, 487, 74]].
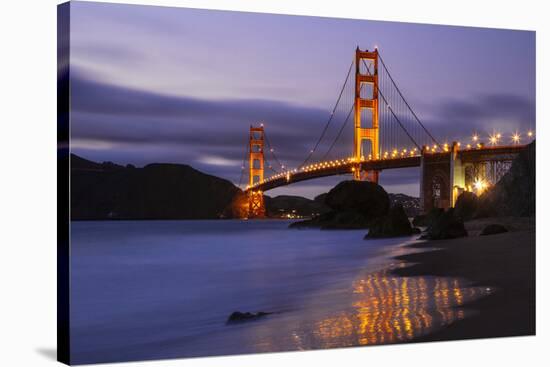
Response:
[[290, 180, 390, 229], [412, 208, 444, 228], [365, 204, 415, 239], [226, 311, 272, 324]]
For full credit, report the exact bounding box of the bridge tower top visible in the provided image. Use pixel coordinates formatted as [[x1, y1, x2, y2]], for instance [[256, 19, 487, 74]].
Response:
[[354, 47, 380, 181]]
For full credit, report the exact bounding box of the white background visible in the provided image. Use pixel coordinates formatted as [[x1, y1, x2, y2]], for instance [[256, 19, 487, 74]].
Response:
[[0, 0, 547, 366]]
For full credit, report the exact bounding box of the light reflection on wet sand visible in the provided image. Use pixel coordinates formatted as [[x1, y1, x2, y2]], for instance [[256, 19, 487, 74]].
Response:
[[248, 265, 492, 352], [311, 267, 491, 348]]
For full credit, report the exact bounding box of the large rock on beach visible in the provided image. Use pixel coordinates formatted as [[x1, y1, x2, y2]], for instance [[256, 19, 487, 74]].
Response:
[[480, 223, 509, 236], [424, 208, 468, 240], [454, 191, 479, 221], [413, 208, 444, 227]]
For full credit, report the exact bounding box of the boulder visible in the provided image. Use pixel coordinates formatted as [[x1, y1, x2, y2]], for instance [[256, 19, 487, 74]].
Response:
[[290, 180, 390, 230], [412, 208, 444, 227], [226, 311, 272, 324], [425, 208, 468, 240], [365, 204, 414, 239], [454, 192, 478, 221], [412, 214, 426, 227], [325, 181, 390, 219], [480, 223, 509, 236]]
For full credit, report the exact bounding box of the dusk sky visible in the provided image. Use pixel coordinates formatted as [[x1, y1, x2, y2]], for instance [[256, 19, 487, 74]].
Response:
[[69, 1, 535, 198]]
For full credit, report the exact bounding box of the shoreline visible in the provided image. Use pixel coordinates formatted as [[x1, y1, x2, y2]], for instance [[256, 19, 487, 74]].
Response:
[[391, 217, 535, 343]]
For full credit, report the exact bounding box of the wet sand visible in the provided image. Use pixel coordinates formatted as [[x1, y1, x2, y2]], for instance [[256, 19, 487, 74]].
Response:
[[392, 217, 535, 342]]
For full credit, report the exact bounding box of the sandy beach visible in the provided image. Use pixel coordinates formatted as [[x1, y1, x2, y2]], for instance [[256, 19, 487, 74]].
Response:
[[392, 217, 535, 342]]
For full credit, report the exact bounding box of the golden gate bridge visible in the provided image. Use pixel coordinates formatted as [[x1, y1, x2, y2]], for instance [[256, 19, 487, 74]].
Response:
[[238, 48, 533, 218]]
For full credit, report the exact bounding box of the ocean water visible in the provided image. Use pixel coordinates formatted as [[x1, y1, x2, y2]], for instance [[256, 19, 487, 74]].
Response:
[[70, 220, 489, 364]]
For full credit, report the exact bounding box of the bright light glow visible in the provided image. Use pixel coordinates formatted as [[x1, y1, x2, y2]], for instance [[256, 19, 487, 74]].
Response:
[[472, 134, 479, 142], [527, 130, 534, 137], [489, 134, 498, 145], [512, 133, 521, 144], [473, 178, 487, 193]]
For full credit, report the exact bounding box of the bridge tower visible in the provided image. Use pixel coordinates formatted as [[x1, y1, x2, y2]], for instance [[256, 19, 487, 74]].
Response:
[[248, 125, 266, 218], [354, 47, 380, 182]]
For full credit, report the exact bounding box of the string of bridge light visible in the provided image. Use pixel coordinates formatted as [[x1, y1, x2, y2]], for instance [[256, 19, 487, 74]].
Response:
[[246, 129, 534, 190]]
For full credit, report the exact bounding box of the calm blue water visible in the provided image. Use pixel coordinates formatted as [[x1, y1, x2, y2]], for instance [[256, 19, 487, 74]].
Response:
[[70, 220, 489, 364]]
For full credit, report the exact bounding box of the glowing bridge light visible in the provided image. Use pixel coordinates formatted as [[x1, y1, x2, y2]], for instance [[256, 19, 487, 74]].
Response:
[[473, 178, 487, 194], [512, 133, 521, 144], [472, 134, 479, 142], [527, 130, 534, 138], [489, 134, 498, 145]]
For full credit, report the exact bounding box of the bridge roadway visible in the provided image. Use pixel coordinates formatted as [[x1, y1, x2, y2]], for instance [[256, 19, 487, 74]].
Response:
[[247, 145, 526, 193]]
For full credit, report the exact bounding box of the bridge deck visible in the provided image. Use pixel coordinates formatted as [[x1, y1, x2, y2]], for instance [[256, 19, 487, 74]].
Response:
[[251, 156, 421, 192], [246, 144, 527, 193]]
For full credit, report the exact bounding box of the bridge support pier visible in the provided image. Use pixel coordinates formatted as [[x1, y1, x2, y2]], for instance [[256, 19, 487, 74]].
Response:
[[420, 142, 466, 213], [248, 190, 265, 218]]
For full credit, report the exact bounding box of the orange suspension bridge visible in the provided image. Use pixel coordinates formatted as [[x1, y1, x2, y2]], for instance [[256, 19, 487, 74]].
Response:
[[237, 48, 533, 218]]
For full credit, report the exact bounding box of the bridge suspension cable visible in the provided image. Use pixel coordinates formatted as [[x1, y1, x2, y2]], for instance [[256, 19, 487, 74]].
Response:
[[377, 51, 441, 148], [237, 140, 249, 189], [320, 84, 359, 161], [298, 60, 354, 169], [361, 58, 421, 151], [320, 57, 375, 161], [263, 129, 286, 171]]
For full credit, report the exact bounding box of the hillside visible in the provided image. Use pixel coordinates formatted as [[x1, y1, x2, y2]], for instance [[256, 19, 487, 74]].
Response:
[[71, 154, 240, 220], [388, 193, 421, 217], [265, 195, 330, 218]]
